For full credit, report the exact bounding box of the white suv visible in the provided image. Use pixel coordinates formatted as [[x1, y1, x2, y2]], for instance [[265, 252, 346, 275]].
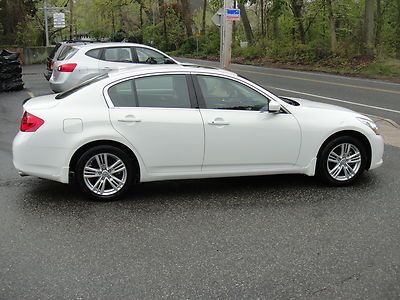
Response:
[[49, 42, 179, 92]]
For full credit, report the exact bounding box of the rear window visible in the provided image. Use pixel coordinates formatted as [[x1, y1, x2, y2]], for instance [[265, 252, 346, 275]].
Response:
[[49, 43, 62, 59], [55, 73, 109, 99], [57, 46, 78, 60]]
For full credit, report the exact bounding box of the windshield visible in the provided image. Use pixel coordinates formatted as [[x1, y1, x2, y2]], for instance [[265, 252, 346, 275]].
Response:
[[55, 73, 109, 99]]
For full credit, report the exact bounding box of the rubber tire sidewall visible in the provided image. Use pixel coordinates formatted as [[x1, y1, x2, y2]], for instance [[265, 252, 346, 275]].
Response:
[[75, 145, 134, 201], [317, 136, 367, 186]]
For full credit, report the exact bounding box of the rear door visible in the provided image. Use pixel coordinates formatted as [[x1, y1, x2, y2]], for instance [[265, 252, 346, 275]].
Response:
[[106, 73, 204, 174]]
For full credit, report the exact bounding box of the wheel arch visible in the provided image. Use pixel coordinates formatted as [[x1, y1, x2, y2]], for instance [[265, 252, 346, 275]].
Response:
[[69, 139, 141, 182], [317, 130, 372, 170]]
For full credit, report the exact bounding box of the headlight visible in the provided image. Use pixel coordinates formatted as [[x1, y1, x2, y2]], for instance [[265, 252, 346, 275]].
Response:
[[357, 117, 380, 135]]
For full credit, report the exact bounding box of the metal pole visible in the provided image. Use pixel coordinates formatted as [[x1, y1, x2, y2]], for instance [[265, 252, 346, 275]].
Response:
[[69, 0, 74, 40], [44, 0, 49, 46], [222, 0, 233, 69]]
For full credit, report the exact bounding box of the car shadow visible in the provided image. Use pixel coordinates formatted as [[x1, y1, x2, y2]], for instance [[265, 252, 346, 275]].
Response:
[[18, 171, 377, 214]]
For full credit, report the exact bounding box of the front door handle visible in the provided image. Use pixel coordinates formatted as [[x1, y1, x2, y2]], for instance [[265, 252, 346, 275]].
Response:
[[208, 119, 229, 126]]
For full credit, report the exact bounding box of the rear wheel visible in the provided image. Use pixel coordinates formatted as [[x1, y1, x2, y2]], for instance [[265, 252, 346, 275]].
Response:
[[75, 145, 134, 200], [317, 136, 367, 185]]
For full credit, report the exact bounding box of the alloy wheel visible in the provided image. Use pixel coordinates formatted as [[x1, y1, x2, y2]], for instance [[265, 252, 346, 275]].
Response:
[[326, 143, 362, 182], [83, 153, 127, 196]]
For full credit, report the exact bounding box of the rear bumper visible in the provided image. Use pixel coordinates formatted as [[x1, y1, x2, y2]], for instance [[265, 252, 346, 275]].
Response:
[[13, 132, 70, 184]]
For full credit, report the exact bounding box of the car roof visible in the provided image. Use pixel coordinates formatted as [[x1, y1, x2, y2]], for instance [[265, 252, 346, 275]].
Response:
[[106, 65, 239, 81], [76, 42, 156, 49]]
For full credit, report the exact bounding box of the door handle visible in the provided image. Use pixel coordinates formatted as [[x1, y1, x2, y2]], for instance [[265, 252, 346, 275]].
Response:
[[118, 117, 141, 123], [208, 120, 229, 126]]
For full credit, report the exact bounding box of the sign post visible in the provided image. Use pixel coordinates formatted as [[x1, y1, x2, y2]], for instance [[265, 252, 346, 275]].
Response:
[[53, 12, 66, 28], [212, 4, 240, 69]]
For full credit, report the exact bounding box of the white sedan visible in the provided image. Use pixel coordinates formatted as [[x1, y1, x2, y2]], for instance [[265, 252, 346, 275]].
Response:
[[13, 65, 384, 200]]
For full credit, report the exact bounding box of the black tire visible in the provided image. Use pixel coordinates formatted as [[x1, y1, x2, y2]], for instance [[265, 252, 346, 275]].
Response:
[[0, 64, 22, 74], [317, 136, 367, 186], [75, 145, 135, 200]]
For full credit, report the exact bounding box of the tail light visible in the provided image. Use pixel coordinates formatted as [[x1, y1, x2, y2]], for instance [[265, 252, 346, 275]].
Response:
[[20, 111, 44, 132], [57, 63, 77, 72], [47, 60, 54, 70]]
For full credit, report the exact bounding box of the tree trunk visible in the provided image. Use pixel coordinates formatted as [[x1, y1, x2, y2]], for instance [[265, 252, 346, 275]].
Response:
[[363, 0, 375, 56], [238, 2, 253, 44], [201, 0, 206, 38], [260, 0, 265, 37], [290, 0, 306, 44], [396, 0, 400, 58], [179, 0, 193, 38], [325, 0, 337, 54]]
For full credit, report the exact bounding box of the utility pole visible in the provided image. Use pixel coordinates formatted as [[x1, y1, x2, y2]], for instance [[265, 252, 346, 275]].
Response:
[[69, 0, 74, 40], [222, 0, 233, 69], [44, 0, 49, 46]]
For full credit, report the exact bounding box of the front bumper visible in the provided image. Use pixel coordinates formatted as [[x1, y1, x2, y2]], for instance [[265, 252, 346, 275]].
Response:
[[369, 134, 384, 170]]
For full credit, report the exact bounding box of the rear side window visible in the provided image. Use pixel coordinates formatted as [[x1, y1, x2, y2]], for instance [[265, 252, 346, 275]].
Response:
[[85, 48, 101, 59], [57, 46, 77, 60], [103, 47, 133, 62], [108, 75, 191, 108]]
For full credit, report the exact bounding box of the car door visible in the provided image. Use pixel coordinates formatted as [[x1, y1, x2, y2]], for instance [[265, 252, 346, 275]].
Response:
[[98, 47, 137, 73], [193, 74, 301, 172], [106, 73, 204, 174]]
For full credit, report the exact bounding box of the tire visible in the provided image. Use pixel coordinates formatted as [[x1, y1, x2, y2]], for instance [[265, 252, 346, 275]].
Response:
[[75, 145, 135, 200], [0, 64, 22, 74], [317, 136, 367, 186]]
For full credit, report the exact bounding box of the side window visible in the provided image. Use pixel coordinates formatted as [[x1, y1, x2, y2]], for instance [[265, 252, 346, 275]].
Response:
[[197, 75, 269, 110], [135, 75, 191, 108], [103, 47, 133, 62], [108, 80, 137, 107], [86, 48, 101, 59], [136, 47, 168, 64]]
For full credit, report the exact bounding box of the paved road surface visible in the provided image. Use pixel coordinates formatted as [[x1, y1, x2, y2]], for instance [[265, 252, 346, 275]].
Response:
[[0, 64, 399, 299]]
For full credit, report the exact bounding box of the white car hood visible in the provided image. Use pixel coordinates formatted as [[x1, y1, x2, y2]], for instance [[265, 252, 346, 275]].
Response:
[[284, 97, 354, 113]]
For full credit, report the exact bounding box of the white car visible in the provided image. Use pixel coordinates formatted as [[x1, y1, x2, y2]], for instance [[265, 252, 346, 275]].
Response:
[[13, 65, 384, 200], [49, 42, 179, 92]]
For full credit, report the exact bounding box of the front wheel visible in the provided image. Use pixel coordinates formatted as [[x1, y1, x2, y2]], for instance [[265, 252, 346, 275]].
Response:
[[75, 145, 134, 200], [317, 136, 367, 186]]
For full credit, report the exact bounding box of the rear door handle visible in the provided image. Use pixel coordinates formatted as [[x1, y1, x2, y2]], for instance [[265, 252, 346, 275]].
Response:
[[118, 116, 141, 123]]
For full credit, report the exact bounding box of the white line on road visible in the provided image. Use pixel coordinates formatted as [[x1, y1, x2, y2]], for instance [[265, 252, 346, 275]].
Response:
[[267, 86, 400, 114]]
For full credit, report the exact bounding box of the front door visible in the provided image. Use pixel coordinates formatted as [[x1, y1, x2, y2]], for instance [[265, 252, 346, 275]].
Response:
[[193, 74, 301, 172]]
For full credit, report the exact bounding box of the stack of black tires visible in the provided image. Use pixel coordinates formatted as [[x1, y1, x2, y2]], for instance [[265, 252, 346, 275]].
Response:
[[0, 49, 24, 92]]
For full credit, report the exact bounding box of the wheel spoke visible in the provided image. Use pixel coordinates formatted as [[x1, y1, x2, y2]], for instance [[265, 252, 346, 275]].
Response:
[[103, 154, 109, 169], [110, 160, 126, 174], [99, 178, 106, 194], [329, 163, 342, 178], [343, 166, 351, 179], [347, 152, 361, 164], [108, 177, 120, 192], [328, 152, 341, 163], [110, 174, 124, 184], [91, 177, 102, 191]]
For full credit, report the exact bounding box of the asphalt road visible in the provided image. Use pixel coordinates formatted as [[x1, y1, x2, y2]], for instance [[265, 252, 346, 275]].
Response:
[[0, 64, 399, 299]]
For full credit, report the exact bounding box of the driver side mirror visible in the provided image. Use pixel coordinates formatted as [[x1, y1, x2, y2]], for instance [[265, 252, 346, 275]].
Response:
[[164, 58, 176, 64], [268, 100, 281, 113]]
